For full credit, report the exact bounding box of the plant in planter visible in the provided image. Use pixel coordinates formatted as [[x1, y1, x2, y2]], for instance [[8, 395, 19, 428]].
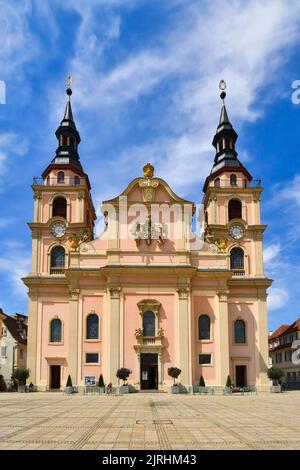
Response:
[[0, 374, 7, 392], [11, 368, 30, 392], [226, 375, 232, 388], [116, 368, 131, 392], [168, 367, 181, 393], [65, 374, 73, 394], [98, 374, 105, 393], [199, 376, 205, 387], [267, 367, 284, 392]]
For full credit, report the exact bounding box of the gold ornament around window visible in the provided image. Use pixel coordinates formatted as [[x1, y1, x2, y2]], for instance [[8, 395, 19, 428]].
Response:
[[157, 327, 165, 338], [134, 328, 143, 339]]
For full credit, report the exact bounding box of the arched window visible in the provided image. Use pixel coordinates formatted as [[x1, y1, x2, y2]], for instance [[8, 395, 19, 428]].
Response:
[[230, 174, 237, 186], [198, 315, 211, 340], [214, 178, 220, 188], [57, 171, 65, 184], [50, 318, 62, 343], [52, 196, 67, 218], [50, 246, 65, 269], [143, 311, 155, 337], [86, 313, 99, 339], [74, 175, 80, 185], [234, 319, 246, 343], [228, 199, 242, 220], [230, 247, 244, 270]]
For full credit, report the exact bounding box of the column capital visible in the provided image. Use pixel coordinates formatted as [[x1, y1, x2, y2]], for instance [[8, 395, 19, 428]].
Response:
[[217, 290, 229, 302], [177, 287, 190, 299], [69, 287, 80, 300], [109, 286, 122, 299]]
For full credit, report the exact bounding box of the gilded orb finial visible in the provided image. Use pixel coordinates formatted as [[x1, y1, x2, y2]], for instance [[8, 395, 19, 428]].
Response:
[[219, 79, 226, 101], [143, 162, 154, 179], [65, 75, 73, 97]]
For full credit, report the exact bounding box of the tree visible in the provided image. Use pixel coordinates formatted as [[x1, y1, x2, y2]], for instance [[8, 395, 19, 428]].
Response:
[[199, 375, 205, 387], [11, 368, 30, 386], [116, 368, 131, 385], [267, 367, 284, 385], [226, 375, 232, 388], [168, 367, 181, 385], [66, 374, 73, 387], [98, 374, 105, 388]]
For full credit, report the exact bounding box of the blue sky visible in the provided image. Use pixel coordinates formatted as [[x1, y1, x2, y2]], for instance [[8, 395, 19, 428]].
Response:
[[0, 0, 300, 330]]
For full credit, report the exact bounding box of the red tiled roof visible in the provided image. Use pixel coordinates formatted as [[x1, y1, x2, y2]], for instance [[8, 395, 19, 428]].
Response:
[[268, 324, 289, 341]]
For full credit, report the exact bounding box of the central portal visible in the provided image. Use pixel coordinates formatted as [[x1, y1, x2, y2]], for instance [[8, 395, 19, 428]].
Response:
[[141, 353, 158, 390]]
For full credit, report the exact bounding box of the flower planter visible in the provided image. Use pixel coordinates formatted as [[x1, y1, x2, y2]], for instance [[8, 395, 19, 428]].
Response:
[[271, 384, 281, 393], [119, 385, 129, 394], [64, 386, 74, 394], [98, 386, 105, 394], [17, 385, 25, 393], [171, 385, 179, 394]]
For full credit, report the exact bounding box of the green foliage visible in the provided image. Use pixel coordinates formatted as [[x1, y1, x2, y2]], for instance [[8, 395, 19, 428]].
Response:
[[98, 374, 105, 387], [11, 368, 30, 385], [116, 368, 131, 384], [66, 374, 73, 387], [267, 367, 284, 385], [0, 375, 7, 392], [168, 367, 182, 384], [199, 375, 205, 387], [226, 375, 232, 388]]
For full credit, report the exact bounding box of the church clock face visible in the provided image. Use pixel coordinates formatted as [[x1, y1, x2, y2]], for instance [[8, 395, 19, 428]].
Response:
[[51, 222, 66, 238], [229, 224, 244, 240]]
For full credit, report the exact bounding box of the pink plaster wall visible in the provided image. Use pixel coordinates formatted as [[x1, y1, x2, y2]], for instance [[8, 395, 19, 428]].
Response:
[[192, 296, 216, 384]]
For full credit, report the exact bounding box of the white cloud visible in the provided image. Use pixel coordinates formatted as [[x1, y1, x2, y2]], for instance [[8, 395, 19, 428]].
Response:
[[49, 0, 300, 196], [268, 287, 289, 311], [264, 243, 281, 264], [0, 0, 39, 78], [0, 248, 31, 298]]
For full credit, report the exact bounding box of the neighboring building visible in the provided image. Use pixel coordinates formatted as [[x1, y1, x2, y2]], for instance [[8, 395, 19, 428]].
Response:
[[269, 319, 300, 388], [0, 310, 27, 384], [23, 84, 272, 391]]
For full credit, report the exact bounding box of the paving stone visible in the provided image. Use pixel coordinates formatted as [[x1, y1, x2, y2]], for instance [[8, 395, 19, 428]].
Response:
[[1, 392, 300, 449]]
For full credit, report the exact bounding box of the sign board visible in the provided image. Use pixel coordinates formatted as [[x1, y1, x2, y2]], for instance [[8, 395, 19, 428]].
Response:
[[85, 376, 96, 386]]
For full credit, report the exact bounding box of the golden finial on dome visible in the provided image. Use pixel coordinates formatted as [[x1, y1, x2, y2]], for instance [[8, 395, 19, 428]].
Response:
[[143, 162, 154, 178]]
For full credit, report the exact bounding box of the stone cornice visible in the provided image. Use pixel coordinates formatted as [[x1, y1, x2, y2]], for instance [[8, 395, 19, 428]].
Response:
[[228, 277, 273, 288]]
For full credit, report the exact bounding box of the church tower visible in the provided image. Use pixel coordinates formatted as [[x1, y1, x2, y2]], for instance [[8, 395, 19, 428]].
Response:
[[203, 82, 264, 278], [202, 82, 271, 389], [26, 81, 96, 385]]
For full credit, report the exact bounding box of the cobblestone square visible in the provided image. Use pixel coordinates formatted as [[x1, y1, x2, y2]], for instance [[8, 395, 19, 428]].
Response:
[[0, 392, 300, 450]]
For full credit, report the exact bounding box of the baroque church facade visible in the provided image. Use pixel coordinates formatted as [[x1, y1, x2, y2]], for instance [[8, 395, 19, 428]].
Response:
[[24, 84, 272, 391]]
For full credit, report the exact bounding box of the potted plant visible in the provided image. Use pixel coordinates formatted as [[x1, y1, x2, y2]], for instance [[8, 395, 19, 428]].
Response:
[[168, 367, 181, 393], [267, 367, 284, 393], [226, 375, 232, 388], [65, 374, 73, 394], [11, 368, 30, 392], [0, 374, 7, 392], [199, 375, 205, 387], [116, 368, 131, 393], [98, 374, 105, 394]]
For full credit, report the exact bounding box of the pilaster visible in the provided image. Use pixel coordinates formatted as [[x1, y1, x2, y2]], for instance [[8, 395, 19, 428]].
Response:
[[27, 288, 38, 384], [107, 284, 121, 385], [68, 285, 80, 385], [217, 289, 230, 386], [177, 286, 191, 386], [254, 288, 270, 391]]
